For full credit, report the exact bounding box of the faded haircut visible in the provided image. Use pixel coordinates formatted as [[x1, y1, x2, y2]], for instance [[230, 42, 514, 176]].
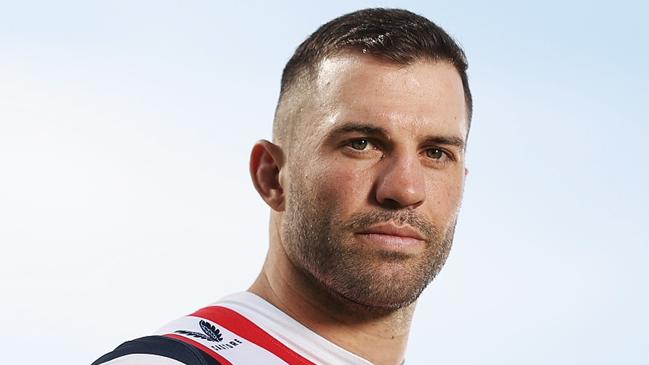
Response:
[[273, 8, 472, 146]]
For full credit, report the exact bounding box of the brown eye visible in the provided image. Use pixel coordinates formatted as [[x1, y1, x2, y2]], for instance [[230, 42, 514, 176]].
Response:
[[349, 139, 369, 150], [426, 148, 444, 159]]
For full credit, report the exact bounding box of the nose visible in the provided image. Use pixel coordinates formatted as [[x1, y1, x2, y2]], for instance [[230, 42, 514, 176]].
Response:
[[374, 152, 426, 209]]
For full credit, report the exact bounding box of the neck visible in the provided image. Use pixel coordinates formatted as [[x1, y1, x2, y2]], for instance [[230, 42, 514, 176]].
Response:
[[249, 223, 415, 365]]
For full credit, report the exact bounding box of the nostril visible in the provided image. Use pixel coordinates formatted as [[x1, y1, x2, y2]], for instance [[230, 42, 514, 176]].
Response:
[[380, 198, 404, 210]]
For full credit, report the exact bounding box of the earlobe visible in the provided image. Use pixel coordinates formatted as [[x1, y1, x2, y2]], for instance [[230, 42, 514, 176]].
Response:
[[250, 140, 285, 211]]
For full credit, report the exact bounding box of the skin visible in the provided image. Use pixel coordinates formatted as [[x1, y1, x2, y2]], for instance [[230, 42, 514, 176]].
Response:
[[249, 53, 468, 365]]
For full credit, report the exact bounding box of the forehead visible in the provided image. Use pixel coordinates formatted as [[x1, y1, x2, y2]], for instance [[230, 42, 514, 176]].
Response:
[[310, 53, 468, 139]]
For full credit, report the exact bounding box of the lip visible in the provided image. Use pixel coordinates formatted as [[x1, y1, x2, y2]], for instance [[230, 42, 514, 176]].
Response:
[[358, 222, 425, 240], [355, 223, 426, 253]]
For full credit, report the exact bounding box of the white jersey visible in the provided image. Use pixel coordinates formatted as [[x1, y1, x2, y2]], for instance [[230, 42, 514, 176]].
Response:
[[93, 292, 373, 365]]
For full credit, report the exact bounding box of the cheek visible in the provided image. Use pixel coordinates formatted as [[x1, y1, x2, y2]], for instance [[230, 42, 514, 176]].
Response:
[[427, 171, 465, 216], [309, 158, 373, 209]]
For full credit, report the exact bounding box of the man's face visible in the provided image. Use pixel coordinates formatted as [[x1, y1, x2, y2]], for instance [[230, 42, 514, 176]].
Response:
[[281, 54, 468, 310]]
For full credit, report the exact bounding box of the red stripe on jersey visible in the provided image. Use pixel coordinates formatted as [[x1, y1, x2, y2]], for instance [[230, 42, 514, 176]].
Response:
[[192, 306, 315, 365], [165, 333, 233, 365]]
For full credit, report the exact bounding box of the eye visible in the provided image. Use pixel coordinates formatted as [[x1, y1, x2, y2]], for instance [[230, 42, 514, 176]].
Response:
[[425, 148, 445, 160], [348, 139, 370, 151]]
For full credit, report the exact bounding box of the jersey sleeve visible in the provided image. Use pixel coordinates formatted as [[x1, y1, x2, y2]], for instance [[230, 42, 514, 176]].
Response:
[[92, 335, 222, 365]]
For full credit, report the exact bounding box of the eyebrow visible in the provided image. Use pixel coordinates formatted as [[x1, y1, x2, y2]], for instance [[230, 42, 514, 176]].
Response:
[[326, 122, 389, 139], [325, 121, 466, 151], [422, 135, 466, 151]]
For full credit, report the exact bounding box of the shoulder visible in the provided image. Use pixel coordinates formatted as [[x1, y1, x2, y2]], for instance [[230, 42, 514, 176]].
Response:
[[92, 335, 222, 365]]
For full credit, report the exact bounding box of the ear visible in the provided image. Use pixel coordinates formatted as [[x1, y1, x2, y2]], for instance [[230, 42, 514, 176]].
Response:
[[464, 167, 469, 177], [250, 140, 285, 211]]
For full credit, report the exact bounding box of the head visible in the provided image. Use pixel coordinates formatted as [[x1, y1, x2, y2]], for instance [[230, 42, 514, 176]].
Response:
[[274, 8, 472, 151], [251, 8, 471, 311]]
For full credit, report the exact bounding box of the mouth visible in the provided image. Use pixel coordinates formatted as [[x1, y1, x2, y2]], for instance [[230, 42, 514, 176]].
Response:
[[355, 222, 426, 250]]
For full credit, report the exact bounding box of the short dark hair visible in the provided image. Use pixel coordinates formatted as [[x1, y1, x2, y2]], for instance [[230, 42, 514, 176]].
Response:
[[275, 8, 472, 139]]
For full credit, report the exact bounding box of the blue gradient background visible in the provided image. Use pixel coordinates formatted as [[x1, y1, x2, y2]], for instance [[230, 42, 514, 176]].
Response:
[[1, 1, 647, 364]]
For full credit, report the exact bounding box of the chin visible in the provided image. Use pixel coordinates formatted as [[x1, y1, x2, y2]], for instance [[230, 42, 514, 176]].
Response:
[[318, 258, 436, 312]]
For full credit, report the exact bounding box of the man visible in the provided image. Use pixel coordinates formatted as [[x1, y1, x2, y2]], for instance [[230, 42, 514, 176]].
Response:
[[93, 7, 471, 365]]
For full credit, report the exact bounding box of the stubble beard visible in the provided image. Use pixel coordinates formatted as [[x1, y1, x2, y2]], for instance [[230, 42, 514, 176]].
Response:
[[282, 182, 457, 312]]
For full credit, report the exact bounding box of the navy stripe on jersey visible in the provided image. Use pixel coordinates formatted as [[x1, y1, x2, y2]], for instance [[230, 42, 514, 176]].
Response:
[[92, 335, 222, 365]]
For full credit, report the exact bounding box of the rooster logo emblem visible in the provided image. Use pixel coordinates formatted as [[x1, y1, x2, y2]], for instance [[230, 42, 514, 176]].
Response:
[[175, 320, 224, 342]]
